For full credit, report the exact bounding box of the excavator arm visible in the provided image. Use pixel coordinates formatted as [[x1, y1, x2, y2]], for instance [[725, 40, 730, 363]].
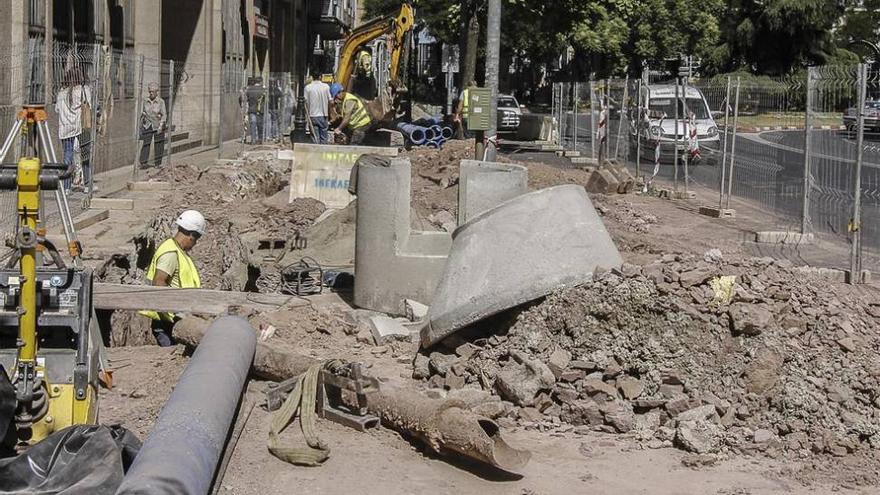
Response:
[[335, 3, 414, 90]]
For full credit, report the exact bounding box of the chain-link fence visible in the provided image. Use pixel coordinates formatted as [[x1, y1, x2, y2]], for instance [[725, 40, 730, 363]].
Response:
[[551, 63, 880, 278], [0, 40, 277, 245]]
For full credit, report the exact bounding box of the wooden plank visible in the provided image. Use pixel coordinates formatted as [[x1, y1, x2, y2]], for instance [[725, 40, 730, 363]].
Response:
[[73, 209, 109, 230], [93, 283, 308, 315], [128, 181, 170, 192]]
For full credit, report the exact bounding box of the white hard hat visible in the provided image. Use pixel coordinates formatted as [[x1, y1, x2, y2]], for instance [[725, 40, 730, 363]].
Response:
[[175, 210, 206, 236]]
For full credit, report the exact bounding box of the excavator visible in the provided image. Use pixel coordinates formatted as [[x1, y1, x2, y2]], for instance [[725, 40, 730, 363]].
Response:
[[327, 3, 415, 124], [0, 105, 101, 452]]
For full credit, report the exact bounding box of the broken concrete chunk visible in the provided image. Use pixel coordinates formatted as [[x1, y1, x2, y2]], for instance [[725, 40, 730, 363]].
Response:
[[561, 399, 604, 426], [728, 303, 774, 336], [616, 376, 645, 400], [455, 343, 479, 359], [495, 352, 555, 407], [404, 299, 430, 322], [412, 354, 430, 380], [675, 420, 722, 454], [675, 404, 720, 424], [547, 348, 572, 377], [368, 315, 414, 345], [428, 352, 456, 377], [582, 379, 618, 401]]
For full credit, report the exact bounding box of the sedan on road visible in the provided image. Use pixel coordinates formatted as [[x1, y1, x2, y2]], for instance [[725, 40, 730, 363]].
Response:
[[843, 100, 880, 132], [497, 95, 522, 132]]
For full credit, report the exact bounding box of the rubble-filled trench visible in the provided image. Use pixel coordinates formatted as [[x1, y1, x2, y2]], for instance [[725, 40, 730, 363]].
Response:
[[96, 149, 329, 345]]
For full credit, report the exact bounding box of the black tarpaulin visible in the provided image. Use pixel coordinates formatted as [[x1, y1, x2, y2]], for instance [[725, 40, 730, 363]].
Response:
[[0, 425, 140, 495]]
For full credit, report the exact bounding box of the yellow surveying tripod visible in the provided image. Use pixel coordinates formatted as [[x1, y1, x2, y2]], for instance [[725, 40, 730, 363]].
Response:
[[0, 105, 98, 451]]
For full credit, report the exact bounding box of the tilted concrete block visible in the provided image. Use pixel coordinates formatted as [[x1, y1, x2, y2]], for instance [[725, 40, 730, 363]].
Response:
[[421, 185, 623, 347], [458, 160, 528, 225], [585, 168, 620, 194]]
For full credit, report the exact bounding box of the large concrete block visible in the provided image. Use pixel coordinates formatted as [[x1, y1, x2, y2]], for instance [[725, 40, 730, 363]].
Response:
[[421, 185, 623, 348], [288, 143, 398, 209], [354, 157, 452, 315], [516, 114, 554, 141], [585, 168, 620, 194], [458, 160, 528, 225]]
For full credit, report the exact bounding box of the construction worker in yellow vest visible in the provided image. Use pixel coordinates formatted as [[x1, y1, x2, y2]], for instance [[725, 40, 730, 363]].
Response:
[[453, 80, 477, 139], [330, 83, 372, 145], [139, 210, 206, 346]]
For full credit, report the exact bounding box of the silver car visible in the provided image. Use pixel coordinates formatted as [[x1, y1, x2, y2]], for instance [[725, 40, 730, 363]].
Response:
[[497, 95, 522, 132], [631, 84, 721, 165]]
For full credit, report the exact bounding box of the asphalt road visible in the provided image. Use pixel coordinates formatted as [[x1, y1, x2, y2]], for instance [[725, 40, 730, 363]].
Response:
[[550, 111, 880, 255]]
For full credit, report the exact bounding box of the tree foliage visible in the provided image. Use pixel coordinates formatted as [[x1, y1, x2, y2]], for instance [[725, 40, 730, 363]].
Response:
[[360, 0, 870, 78]]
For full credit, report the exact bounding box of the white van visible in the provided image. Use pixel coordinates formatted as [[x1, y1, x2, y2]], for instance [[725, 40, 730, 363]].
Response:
[[630, 84, 721, 165]]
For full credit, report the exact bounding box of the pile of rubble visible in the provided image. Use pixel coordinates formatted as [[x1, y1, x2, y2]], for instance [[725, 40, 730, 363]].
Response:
[[593, 196, 658, 234], [417, 252, 880, 458]]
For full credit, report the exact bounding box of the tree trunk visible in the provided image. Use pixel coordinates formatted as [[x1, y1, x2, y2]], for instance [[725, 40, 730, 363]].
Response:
[[460, 4, 480, 88]]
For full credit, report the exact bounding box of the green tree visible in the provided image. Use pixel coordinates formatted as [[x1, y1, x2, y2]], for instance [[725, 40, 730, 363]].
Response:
[[716, 0, 847, 75], [835, 0, 880, 61]]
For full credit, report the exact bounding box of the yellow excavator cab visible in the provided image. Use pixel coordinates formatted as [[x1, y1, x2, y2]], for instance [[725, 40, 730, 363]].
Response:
[[334, 3, 414, 91]]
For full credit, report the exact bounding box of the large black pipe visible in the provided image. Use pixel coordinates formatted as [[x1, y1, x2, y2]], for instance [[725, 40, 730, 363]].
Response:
[[116, 316, 256, 495]]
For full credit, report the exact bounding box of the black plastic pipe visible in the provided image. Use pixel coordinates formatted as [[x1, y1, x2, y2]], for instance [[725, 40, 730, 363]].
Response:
[[116, 316, 256, 495]]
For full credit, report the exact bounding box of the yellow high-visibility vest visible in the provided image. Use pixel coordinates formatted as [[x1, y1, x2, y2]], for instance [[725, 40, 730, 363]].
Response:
[[343, 93, 371, 130], [139, 238, 201, 322], [461, 88, 470, 118]]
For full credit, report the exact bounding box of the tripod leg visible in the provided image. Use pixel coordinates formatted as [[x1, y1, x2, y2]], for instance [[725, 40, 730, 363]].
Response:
[[36, 121, 81, 268], [0, 118, 24, 163]]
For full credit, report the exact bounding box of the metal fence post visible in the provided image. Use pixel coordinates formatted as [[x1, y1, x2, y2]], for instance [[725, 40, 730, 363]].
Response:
[[725, 77, 741, 209], [635, 78, 642, 179], [682, 75, 690, 195], [673, 76, 680, 191], [590, 79, 597, 161], [131, 54, 145, 180], [572, 82, 578, 151], [801, 68, 814, 234], [614, 76, 628, 160], [850, 63, 867, 282], [86, 43, 100, 200], [604, 79, 611, 161], [166, 59, 175, 168], [718, 76, 731, 210]]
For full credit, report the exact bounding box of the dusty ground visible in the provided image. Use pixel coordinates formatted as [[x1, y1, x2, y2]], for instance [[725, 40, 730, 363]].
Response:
[[86, 140, 880, 494]]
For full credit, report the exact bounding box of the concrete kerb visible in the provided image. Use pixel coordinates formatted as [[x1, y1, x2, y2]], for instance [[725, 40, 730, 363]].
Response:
[[421, 185, 624, 348], [754, 231, 815, 245]]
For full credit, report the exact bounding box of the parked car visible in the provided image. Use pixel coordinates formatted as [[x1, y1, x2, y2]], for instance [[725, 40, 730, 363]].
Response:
[[630, 84, 721, 165], [497, 94, 522, 132], [843, 100, 880, 132]]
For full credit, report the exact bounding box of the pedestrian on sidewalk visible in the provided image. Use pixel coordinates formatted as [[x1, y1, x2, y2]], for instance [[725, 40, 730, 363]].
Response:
[[305, 71, 332, 144], [139, 210, 206, 347], [56, 67, 93, 192], [245, 77, 266, 144], [139, 82, 167, 167]]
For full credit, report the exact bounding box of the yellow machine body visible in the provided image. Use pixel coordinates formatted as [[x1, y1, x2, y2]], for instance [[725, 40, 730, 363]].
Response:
[[334, 3, 414, 90], [29, 382, 98, 441], [3, 155, 98, 446]]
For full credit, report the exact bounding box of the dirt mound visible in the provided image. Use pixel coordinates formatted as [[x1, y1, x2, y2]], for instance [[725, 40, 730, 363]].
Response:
[[419, 253, 880, 460]]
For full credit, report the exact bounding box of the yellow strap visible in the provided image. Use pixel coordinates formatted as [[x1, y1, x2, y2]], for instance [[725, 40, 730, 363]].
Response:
[[267, 364, 330, 466]]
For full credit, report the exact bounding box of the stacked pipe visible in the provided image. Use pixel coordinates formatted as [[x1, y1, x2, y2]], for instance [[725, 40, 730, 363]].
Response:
[[396, 117, 454, 148]]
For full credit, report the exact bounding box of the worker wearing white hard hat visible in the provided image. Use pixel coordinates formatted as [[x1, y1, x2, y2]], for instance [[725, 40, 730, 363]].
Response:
[[139, 210, 206, 346]]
